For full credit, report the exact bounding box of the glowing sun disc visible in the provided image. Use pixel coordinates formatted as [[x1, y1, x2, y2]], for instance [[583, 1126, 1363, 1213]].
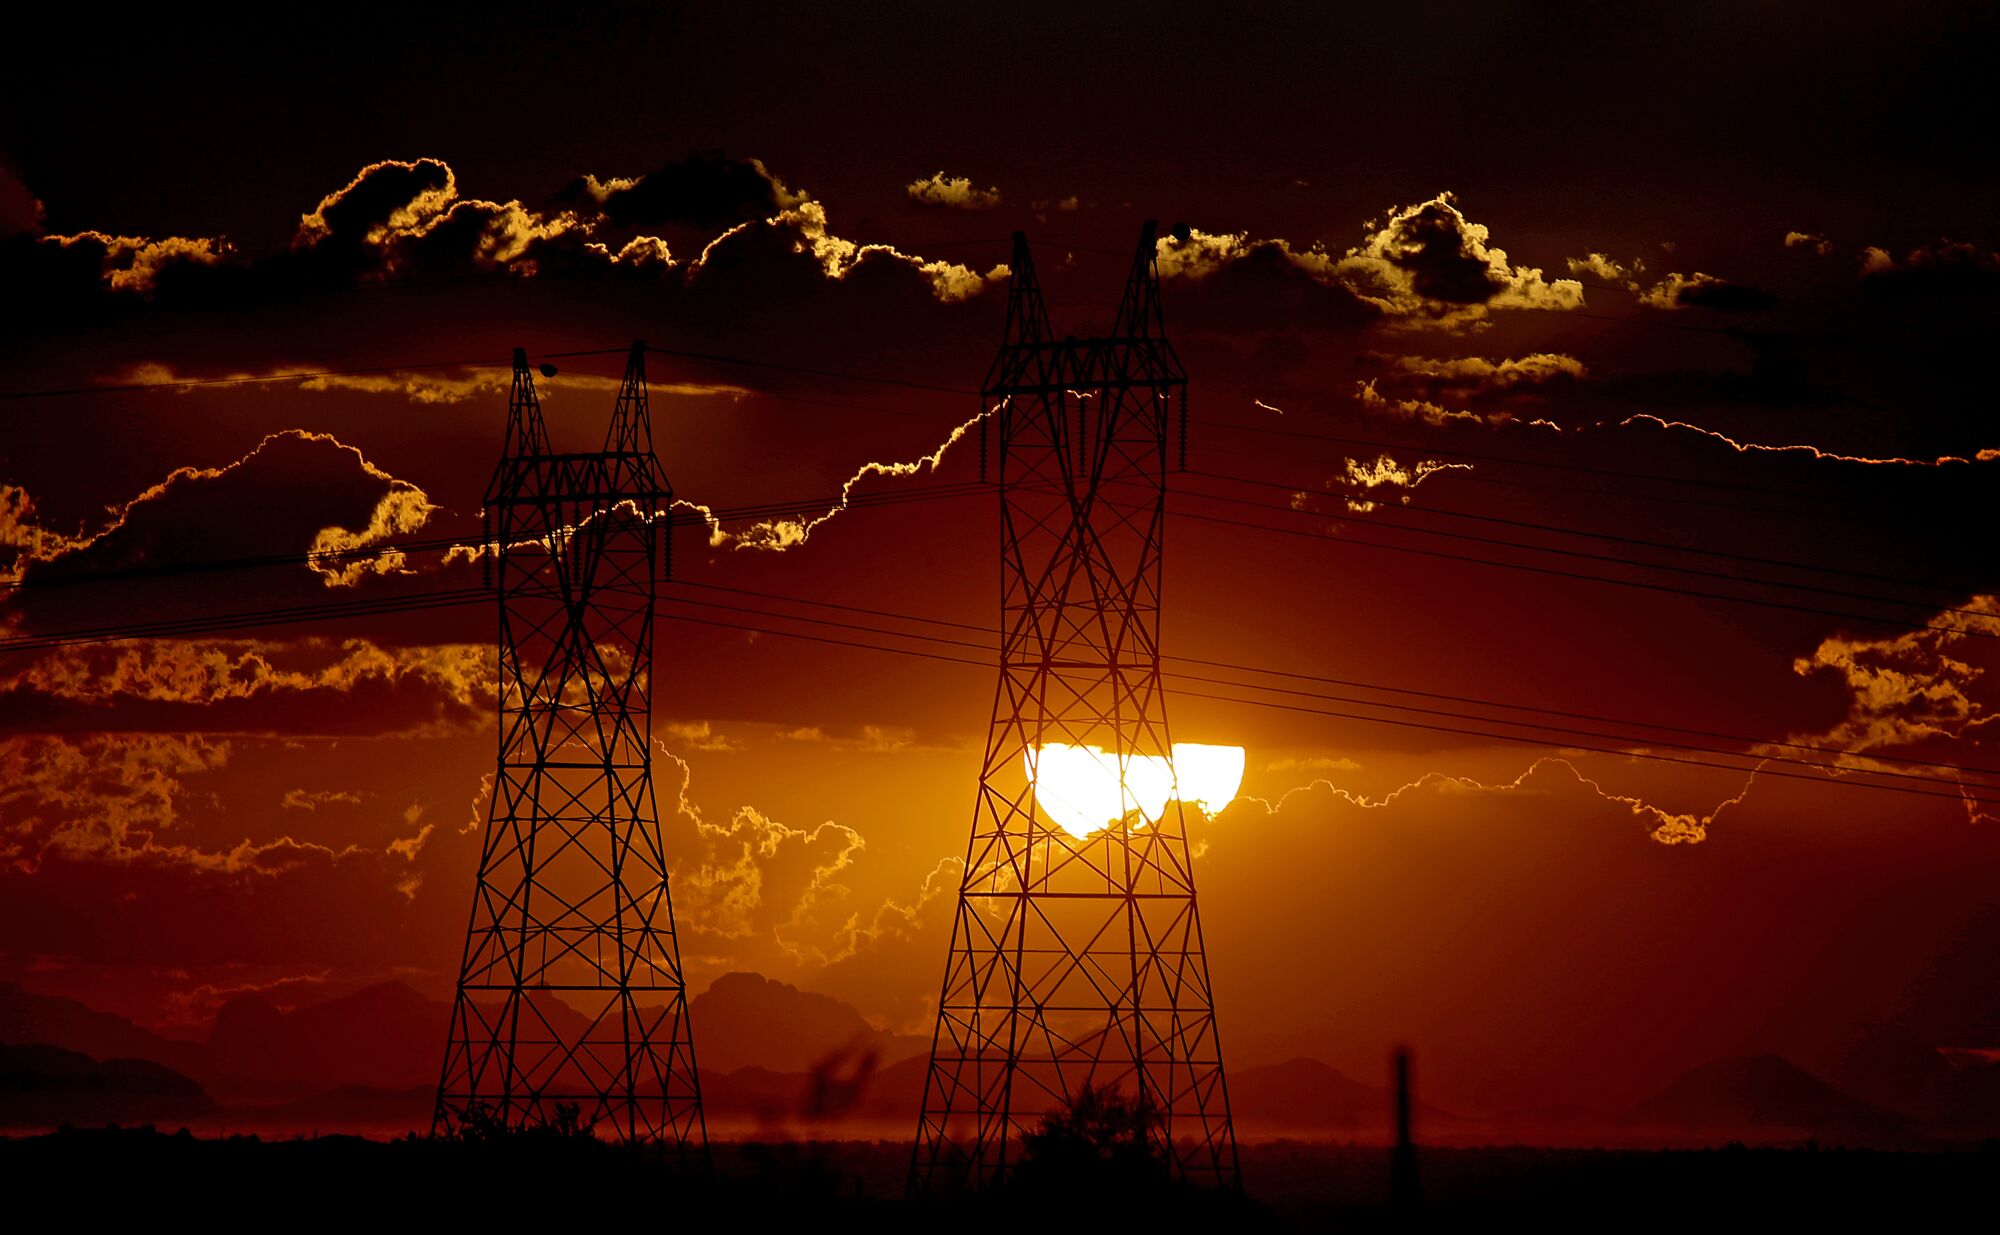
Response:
[[1023, 742, 1246, 839]]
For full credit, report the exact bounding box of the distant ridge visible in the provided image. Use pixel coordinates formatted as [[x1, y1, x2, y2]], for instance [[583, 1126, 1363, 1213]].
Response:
[[0, 1041, 214, 1127], [1227, 1056, 1458, 1132], [0, 983, 202, 1075], [1623, 1054, 1902, 1139], [688, 972, 928, 1074]]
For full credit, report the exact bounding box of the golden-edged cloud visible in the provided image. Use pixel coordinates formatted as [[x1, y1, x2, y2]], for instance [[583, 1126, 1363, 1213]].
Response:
[[1156, 192, 1583, 331], [1636, 270, 1775, 311], [1566, 251, 1643, 287], [1379, 351, 1587, 391], [1620, 413, 1989, 466], [43, 230, 231, 295], [1335, 193, 1583, 325], [906, 172, 1002, 210], [4, 636, 495, 733], [1246, 754, 1757, 847], [1785, 594, 1999, 766], [700, 404, 992, 551], [0, 732, 432, 880]]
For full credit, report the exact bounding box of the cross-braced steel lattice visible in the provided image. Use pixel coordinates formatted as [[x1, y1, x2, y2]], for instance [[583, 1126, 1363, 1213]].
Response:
[[911, 224, 1240, 1191], [435, 342, 705, 1150]]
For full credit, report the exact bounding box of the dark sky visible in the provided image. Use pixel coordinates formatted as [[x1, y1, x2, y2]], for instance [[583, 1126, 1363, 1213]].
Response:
[[1, 2, 1997, 1115]]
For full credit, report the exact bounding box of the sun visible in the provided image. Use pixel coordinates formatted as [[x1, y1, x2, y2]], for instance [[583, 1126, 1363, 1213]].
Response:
[[1022, 743, 1246, 840]]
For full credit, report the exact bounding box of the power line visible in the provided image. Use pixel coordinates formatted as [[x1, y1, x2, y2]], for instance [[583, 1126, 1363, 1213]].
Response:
[[648, 604, 2000, 808], [1188, 415, 1856, 503], [9, 457, 1984, 644], [654, 591, 1997, 793], [10, 563, 1987, 782], [0, 343, 981, 403], [1149, 491, 2000, 643], [1183, 468, 1992, 617], [1189, 455, 1984, 593], [2, 336, 1959, 513], [5, 574, 1990, 804], [1195, 435, 1835, 522], [0, 589, 485, 653], [671, 579, 2000, 779], [0, 479, 991, 594]]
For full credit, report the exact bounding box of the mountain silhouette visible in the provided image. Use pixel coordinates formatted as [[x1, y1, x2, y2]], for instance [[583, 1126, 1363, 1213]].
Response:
[[1, 974, 933, 1107], [1830, 1024, 1960, 1119], [0, 1041, 214, 1127], [0, 983, 204, 1075], [204, 981, 445, 1098], [218, 1084, 434, 1135], [1623, 1054, 1902, 1139], [1226, 1056, 1458, 1132], [688, 972, 926, 1074]]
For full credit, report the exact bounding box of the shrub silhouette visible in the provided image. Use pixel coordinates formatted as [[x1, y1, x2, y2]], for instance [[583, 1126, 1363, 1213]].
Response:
[[1011, 1082, 1170, 1193], [446, 1100, 595, 1142]]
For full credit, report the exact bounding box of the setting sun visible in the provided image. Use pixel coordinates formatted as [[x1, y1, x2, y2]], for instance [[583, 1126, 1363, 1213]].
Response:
[[1022, 742, 1247, 839]]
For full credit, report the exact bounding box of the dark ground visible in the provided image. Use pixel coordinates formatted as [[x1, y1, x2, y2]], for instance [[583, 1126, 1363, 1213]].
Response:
[[6, 1127, 1993, 1230]]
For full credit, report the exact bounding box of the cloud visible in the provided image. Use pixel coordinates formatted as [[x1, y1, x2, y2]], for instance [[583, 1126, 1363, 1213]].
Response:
[[709, 404, 992, 550], [777, 723, 927, 753], [1638, 270, 1777, 311], [1265, 755, 1362, 773], [1354, 377, 1476, 426], [906, 172, 1001, 210], [156, 970, 334, 1029], [281, 788, 363, 811], [1344, 352, 1585, 430], [1333, 192, 1583, 326], [295, 157, 458, 250], [1785, 594, 2000, 768], [1280, 439, 1475, 511], [286, 157, 620, 282], [753, 199, 1004, 303], [308, 483, 437, 587], [662, 720, 741, 753], [1156, 194, 1581, 332], [1566, 252, 1643, 287], [1378, 351, 1587, 393], [656, 746, 958, 973], [0, 484, 90, 574], [0, 160, 43, 237], [658, 747, 866, 964], [0, 733, 230, 868], [0, 637, 496, 737], [1154, 227, 1256, 279], [561, 150, 805, 229], [109, 361, 734, 405], [3, 153, 1010, 383], [1784, 230, 1834, 256], [1245, 754, 1755, 847], [1859, 240, 2000, 299], [0, 732, 435, 882], [41, 230, 231, 295], [1617, 413, 1984, 466], [5, 429, 453, 633], [1326, 453, 1475, 512]]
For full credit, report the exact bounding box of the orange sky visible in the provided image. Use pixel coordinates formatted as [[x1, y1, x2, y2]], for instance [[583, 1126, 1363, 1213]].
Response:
[[3, 4, 1998, 1119]]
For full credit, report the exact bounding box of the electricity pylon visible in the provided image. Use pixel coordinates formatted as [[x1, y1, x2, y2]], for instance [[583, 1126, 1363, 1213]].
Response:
[[912, 225, 1239, 1190], [435, 342, 704, 1149]]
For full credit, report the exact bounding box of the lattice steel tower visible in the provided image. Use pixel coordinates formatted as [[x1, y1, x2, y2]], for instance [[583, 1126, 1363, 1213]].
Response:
[[435, 342, 705, 1149], [912, 225, 1239, 1190]]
